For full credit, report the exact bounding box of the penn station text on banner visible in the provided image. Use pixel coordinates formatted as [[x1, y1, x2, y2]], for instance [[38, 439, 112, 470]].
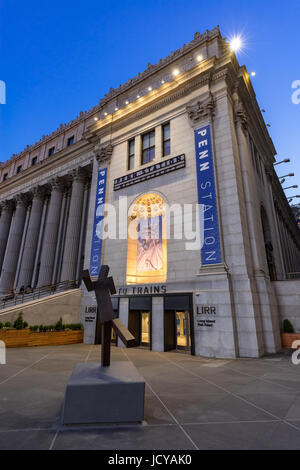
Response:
[[194, 125, 222, 265]]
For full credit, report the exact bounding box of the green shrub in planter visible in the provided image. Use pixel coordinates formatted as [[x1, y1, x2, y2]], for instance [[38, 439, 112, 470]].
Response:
[[39, 324, 44, 332], [13, 312, 28, 330], [29, 325, 39, 332], [14, 313, 23, 330], [0, 322, 3, 329], [69, 323, 82, 330], [55, 317, 65, 331], [4, 321, 11, 328], [283, 319, 295, 334]]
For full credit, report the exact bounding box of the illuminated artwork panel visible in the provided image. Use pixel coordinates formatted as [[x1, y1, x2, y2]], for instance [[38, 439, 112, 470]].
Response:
[[126, 193, 167, 285], [137, 216, 163, 272]]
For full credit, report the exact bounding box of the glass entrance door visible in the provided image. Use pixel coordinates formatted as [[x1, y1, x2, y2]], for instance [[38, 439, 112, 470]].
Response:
[[175, 311, 191, 350], [141, 311, 150, 346]]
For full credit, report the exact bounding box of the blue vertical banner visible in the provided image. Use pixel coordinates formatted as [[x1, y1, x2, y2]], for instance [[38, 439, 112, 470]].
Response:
[[194, 125, 222, 265], [89, 167, 107, 277]]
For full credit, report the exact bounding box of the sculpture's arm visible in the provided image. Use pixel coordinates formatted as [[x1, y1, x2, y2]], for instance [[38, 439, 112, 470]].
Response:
[[82, 269, 94, 292], [112, 318, 136, 348], [107, 277, 116, 295]]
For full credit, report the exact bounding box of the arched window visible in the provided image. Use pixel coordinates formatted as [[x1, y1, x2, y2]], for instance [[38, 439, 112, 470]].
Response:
[[126, 193, 167, 284]]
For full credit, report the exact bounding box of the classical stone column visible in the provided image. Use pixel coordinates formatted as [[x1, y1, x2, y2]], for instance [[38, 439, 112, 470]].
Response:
[[0, 195, 29, 295], [60, 169, 85, 283], [75, 179, 90, 282], [0, 200, 14, 273], [17, 187, 45, 290], [36, 179, 64, 288]]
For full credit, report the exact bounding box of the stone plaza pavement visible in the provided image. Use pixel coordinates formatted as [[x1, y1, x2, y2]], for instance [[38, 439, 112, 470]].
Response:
[[0, 344, 300, 450]]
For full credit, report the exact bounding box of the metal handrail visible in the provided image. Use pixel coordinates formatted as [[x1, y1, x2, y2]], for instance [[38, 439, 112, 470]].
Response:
[[0, 279, 80, 310]]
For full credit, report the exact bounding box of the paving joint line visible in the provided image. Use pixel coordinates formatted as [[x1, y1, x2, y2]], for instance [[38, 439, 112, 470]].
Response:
[[121, 348, 199, 450], [156, 352, 300, 435]]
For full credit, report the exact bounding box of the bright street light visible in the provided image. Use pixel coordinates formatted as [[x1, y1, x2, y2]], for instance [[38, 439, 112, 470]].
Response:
[[230, 36, 243, 52]]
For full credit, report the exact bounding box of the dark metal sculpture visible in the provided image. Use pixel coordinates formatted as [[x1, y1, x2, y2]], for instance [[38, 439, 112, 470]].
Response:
[[82, 265, 135, 367]]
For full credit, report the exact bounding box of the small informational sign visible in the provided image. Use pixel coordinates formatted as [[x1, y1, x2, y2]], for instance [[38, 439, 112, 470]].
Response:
[[89, 168, 107, 278], [114, 154, 185, 191], [196, 305, 216, 328], [84, 306, 97, 323], [194, 125, 222, 265]]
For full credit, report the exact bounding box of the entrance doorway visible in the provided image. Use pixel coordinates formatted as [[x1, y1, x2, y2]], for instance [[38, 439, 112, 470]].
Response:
[[128, 310, 151, 348], [176, 311, 191, 350], [164, 310, 191, 352], [141, 312, 150, 346]]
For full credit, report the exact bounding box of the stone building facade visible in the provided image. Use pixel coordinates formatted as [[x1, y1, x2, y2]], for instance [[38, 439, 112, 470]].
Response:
[[0, 26, 300, 358]]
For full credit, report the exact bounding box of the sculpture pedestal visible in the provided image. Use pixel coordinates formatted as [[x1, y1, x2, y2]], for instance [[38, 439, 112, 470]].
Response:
[[62, 361, 145, 424]]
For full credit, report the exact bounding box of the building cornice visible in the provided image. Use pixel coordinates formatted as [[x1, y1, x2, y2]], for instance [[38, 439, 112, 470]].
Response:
[[1, 26, 223, 168], [0, 141, 94, 197]]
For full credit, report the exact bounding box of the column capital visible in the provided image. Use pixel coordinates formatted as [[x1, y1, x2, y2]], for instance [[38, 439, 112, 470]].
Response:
[[0, 199, 15, 211], [15, 193, 31, 208], [93, 142, 113, 166], [49, 177, 65, 192], [186, 92, 215, 126], [235, 102, 248, 131], [31, 185, 49, 201], [71, 168, 85, 182], [70, 166, 91, 184]]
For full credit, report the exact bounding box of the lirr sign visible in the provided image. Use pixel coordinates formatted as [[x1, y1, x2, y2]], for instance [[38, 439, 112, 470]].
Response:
[[194, 125, 222, 265]]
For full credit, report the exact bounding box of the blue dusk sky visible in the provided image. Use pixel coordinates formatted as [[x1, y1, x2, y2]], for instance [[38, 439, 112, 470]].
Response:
[[0, 0, 299, 201]]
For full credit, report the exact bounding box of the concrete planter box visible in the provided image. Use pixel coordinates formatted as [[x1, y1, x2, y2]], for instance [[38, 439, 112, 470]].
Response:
[[0, 329, 83, 348], [281, 333, 300, 349]]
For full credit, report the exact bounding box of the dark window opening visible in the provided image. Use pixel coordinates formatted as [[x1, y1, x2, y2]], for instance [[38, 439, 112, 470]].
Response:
[[162, 123, 170, 157], [142, 130, 155, 164], [67, 136, 75, 146], [48, 147, 55, 157], [128, 139, 135, 170]]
